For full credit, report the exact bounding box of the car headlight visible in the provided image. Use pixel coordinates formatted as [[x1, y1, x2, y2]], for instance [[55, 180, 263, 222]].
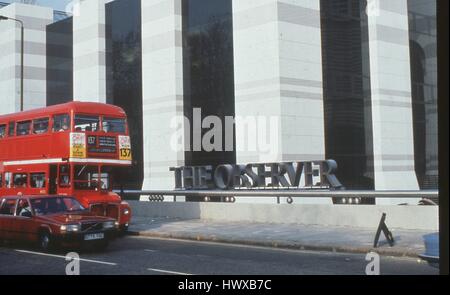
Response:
[[103, 221, 115, 229], [60, 224, 80, 232], [123, 208, 130, 215]]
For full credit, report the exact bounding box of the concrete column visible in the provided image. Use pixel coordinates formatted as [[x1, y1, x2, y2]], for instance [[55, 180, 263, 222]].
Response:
[[0, 3, 53, 114], [73, 0, 111, 102], [232, 0, 327, 204], [367, 0, 420, 204], [141, 0, 185, 200]]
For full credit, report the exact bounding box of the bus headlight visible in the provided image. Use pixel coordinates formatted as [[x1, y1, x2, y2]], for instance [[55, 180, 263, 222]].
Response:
[[123, 208, 130, 215], [60, 224, 80, 232], [103, 221, 115, 229]]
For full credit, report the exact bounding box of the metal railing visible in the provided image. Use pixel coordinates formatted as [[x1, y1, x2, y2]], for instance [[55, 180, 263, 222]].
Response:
[[115, 189, 438, 202]]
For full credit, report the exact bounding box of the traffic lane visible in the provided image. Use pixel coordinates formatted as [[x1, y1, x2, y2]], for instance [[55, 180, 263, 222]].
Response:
[[87, 236, 439, 275], [0, 248, 119, 275], [0, 236, 439, 275]]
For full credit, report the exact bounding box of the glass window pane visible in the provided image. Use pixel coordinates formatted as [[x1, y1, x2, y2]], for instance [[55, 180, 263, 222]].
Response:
[[103, 117, 126, 133], [16, 199, 31, 217], [74, 165, 99, 190], [16, 121, 31, 136], [59, 165, 71, 187], [33, 118, 49, 134], [13, 173, 28, 188], [30, 173, 46, 188], [0, 199, 17, 215], [53, 114, 71, 132], [74, 115, 100, 132], [0, 124, 6, 138]]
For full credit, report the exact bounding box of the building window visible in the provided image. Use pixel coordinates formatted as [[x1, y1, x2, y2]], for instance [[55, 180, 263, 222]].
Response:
[[182, 0, 236, 169], [320, 0, 374, 192], [105, 0, 143, 189], [46, 17, 74, 106], [408, 0, 438, 189]]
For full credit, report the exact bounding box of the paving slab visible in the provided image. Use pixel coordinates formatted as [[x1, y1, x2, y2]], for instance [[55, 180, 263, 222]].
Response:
[[128, 216, 435, 258]]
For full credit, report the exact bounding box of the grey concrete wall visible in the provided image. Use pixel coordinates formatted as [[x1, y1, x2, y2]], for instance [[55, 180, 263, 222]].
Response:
[[0, 3, 53, 113], [129, 201, 438, 231]]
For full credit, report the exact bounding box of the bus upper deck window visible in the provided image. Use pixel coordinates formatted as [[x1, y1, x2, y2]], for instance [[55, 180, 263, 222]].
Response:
[[0, 124, 6, 138], [33, 118, 49, 134], [16, 121, 31, 136], [53, 114, 70, 132], [102, 117, 126, 133], [74, 115, 99, 132]]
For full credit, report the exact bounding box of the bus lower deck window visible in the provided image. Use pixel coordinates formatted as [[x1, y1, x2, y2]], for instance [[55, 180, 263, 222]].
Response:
[[13, 173, 28, 188], [59, 165, 70, 187], [30, 173, 46, 188]]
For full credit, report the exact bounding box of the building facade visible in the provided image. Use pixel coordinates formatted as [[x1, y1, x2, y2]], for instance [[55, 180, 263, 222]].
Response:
[[0, 0, 439, 204]]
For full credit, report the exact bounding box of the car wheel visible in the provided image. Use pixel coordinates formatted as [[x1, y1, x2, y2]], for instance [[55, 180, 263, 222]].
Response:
[[38, 231, 54, 252]]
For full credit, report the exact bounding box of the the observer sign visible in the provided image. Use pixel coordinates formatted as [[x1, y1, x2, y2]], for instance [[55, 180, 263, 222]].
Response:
[[170, 160, 343, 190]]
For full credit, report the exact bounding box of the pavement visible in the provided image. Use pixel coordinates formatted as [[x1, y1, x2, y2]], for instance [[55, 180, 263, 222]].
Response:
[[128, 217, 434, 258], [0, 236, 438, 275]]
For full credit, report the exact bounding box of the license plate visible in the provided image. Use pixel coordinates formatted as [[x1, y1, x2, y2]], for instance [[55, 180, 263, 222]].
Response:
[[84, 233, 104, 241]]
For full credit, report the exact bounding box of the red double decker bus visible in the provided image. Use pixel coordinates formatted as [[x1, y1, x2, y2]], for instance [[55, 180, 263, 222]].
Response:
[[0, 102, 132, 231]]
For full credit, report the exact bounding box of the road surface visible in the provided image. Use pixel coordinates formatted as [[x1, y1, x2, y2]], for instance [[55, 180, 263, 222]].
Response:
[[0, 236, 438, 275]]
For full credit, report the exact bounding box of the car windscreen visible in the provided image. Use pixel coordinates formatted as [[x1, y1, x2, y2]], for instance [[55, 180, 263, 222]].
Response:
[[30, 197, 86, 216]]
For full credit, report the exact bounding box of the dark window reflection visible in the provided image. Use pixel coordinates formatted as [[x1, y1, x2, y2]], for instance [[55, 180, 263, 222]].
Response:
[[183, 0, 236, 169], [320, 0, 374, 193], [408, 0, 438, 189], [106, 0, 143, 189], [46, 17, 73, 106]]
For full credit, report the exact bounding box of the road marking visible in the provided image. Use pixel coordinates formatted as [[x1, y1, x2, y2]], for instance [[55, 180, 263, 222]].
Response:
[[144, 249, 158, 253], [147, 268, 193, 275], [15, 250, 117, 266]]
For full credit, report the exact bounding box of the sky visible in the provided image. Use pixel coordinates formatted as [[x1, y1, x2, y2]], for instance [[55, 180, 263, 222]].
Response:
[[3, 0, 72, 11]]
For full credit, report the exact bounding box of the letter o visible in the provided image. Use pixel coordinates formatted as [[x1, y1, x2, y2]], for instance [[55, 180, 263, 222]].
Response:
[[214, 165, 234, 189]]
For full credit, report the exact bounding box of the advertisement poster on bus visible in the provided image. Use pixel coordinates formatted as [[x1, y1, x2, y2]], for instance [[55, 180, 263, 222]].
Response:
[[70, 132, 86, 158], [118, 135, 132, 161]]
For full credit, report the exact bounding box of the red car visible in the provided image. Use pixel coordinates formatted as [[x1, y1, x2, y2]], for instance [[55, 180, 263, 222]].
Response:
[[0, 195, 118, 251]]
